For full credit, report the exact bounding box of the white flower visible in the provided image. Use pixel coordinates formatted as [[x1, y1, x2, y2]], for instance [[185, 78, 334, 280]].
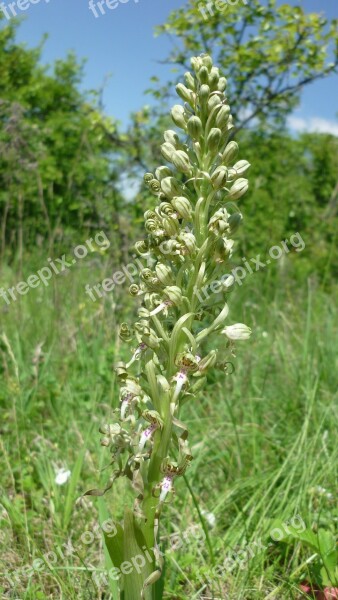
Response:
[[55, 468, 71, 485], [201, 508, 216, 528], [222, 323, 252, 340]]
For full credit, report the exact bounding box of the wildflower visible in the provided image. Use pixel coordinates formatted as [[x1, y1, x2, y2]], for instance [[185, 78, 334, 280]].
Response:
[[55, 468, 71, 485], [222, 324, 252, 340]]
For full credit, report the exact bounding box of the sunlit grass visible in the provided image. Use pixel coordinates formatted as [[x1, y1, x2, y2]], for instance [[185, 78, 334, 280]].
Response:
[[1, 257, 337, 599]]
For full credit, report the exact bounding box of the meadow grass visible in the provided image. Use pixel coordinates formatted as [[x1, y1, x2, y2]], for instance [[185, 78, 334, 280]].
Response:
[[0, 253, 337, 599]]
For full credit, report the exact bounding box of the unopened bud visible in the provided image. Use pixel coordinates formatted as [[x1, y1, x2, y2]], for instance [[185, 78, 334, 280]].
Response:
[[198, 66, 209, 84], [228, 178, 249, 200], [171, 150, 192, 174], [176, 83, 195, 107], [171, 105, 187, 130], [163, 286, 182, 306], [164, 130, 179, 146], [155, 166, 173, 181], [171, 196, 193, 220], [161, 176, 184, 198], [162, 216, 180, 236], [215, 105, 231, 129], [222, 141, 239, 164], [208, 67, 220, 89], [207, 128, 222, 153], [161, 142, 176, 162], [184, 71, 196, 91], [233, 160, 251, 176], [155, 264, 172, 285], [187, 116, 203, 139], [201, 54, 213, 70], [218, 77, 227, 92]]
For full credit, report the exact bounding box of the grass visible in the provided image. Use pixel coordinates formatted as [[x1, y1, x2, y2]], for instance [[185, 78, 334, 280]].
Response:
[[0, 251, 337, 599]]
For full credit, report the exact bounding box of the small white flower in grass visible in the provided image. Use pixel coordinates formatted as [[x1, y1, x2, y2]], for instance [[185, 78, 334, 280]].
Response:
[[55, 468, 71, 485], [222, 323, 252, 340], [200, 508, 216, 528]]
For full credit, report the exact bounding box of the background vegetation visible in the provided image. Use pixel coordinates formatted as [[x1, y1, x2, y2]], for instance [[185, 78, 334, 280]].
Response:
[[0, 1, 337, 598]]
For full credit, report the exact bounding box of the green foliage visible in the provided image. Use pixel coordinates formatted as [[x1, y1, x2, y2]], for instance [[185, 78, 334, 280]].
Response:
[[154, 0, 338, 130], [0, 21, 120, 259]]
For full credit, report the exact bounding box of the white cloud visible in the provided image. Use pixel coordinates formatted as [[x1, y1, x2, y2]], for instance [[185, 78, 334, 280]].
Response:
[[288, 115, 338, 136]]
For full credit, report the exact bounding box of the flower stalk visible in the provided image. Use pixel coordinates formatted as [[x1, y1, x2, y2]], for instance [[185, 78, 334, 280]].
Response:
[[88, 54, 252, 599]]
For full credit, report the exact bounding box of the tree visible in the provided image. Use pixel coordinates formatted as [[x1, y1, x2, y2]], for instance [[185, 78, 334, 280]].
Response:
[[154, 0, 338, 132], [0, 17, 121, 259]]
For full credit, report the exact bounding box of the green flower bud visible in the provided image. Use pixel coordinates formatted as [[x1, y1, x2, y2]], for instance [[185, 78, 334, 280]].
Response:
[[207, 128, 222, 153], [215, 105, 231, 129], [163, 286, 183, 306], [171, 105, 187, 130], [155, 166, 173, 181], [171, 150, 192, 174], [191, 56, 203, 72], [222, 141, 239, 164], [218, 77, 227, 92], [207, 98, 222, 117], [198, 66, 209, 84], [201, 54, 213, 70], [144, 173, 154, 184], [222, 323, 252, 340], [198, 350, 218, 372], [161, 142, 176, 162], [184, 71, 196, 91], [161, 176, 184, 198], [208, 67, 220, 89], [171, 196, 193, 220], [162, 216, 180, 236], [176, 83, 195, 107], [148, 179, 161, 194], [211, 166, 228, 189], [187, 116, 203, 140], [233, 160, 251, 176], [228, 178, 249, 200], [155, 263, 172, 285], [141, 330, 161, 350], [199, 83, 210, 102], [164, 130, 179, 146]]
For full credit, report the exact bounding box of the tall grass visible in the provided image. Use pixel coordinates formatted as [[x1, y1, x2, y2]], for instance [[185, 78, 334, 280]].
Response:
[[0, 254, 337, 599]]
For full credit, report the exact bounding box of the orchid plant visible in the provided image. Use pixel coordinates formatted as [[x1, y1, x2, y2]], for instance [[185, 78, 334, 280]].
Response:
[[88, 54, 252, 599]]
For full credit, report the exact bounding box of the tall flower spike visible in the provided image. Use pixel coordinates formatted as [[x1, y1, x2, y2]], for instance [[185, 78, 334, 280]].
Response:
[[91, 54, 252, 599]]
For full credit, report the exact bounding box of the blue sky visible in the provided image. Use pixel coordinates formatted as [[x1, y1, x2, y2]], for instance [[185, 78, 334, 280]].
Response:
[[3, 0, 338, 133]]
